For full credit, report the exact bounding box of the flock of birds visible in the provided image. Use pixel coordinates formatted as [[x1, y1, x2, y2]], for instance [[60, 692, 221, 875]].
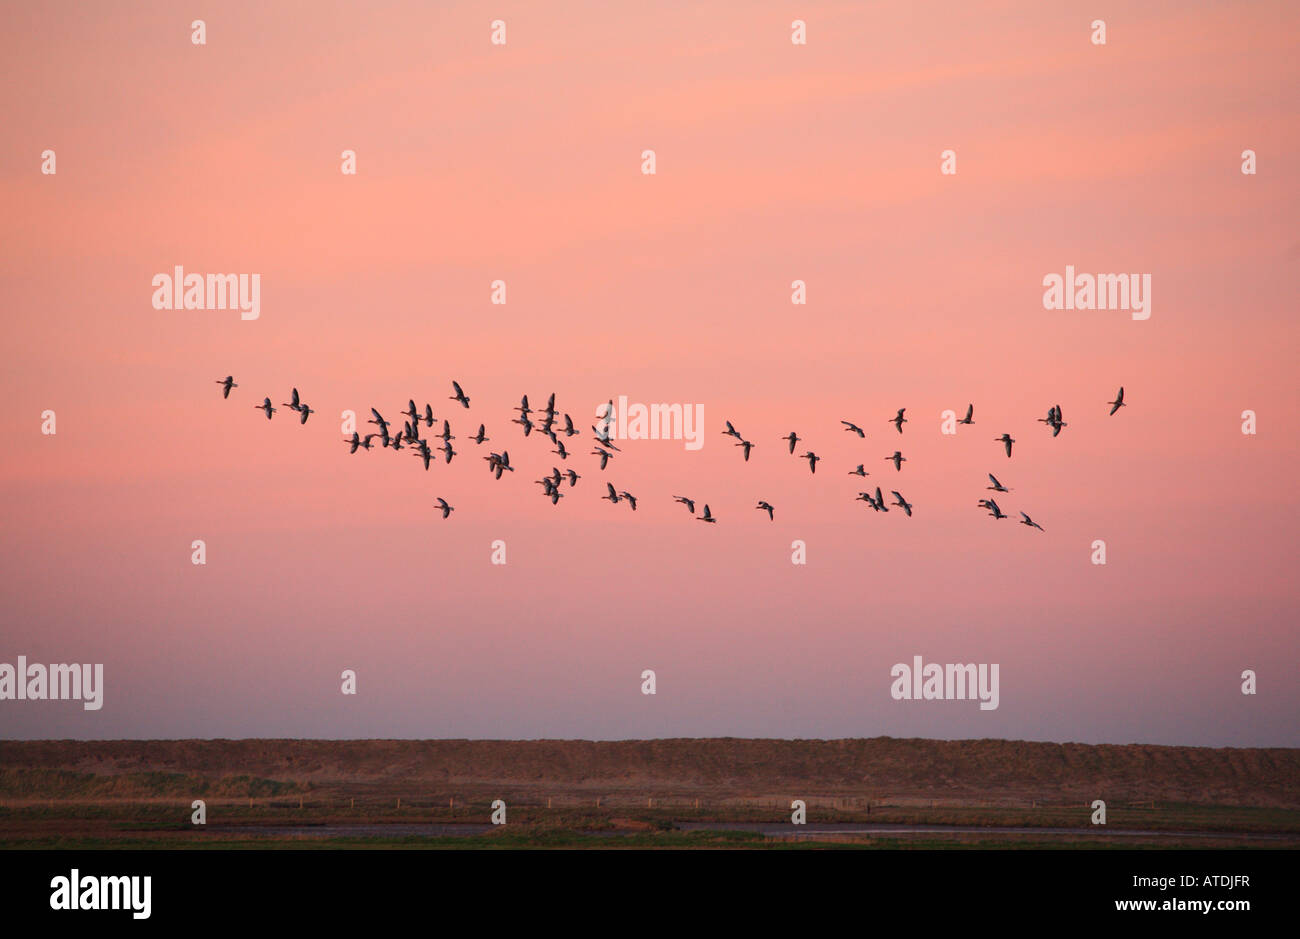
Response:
[[215, 375, 1129, 530]]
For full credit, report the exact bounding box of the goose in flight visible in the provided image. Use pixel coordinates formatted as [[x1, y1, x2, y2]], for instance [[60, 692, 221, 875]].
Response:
[[985, 499, 1008, 520], [423, 404, 436, 428], [591, 427, 621, 451], [996, 433, 1014, 458], [856, 491, 878, 509], [841, 421, 865, 437], [434, 498, 454, 519], [552, 438, 569, 459], [564, 469, 580, 487], [723, 420, 742, 440], [698, 504, 716, 523], [296, 403, 314, 424], [471, 424, 488, 444], [602, 483, 621, 504], [891, 408, 907, 433], [344, 432, 364, 454], [368, 408, 389, 433], [986, 473, 1010, 492], [673, 496, 696, 514], [890, 491, 913, 517], [958, 404, 974, 425], [1108, 386, 1126, 415], [546, 487, 564, 505], [591, 447, 613, 470], [484, 451, 513, 479], [563, 414, 578, 437], [1038, 405, 1066, 436], [281, 388, 303, 413], [619, 491, 638, 511], [438, 420, 454, 442], [401, 400, 420, 424], [516, 395, 531, 417], [215, 376, 237, 398], [513, 413, 534, 436], [736, 439, 754, 461], [256, 397, 276, 419], [1050, 405, 1066, 436], [756, 501, 774, 521], [440, 441, 456, 464], [886, 451, 906, 471], [1019, 512, 1045, 531], [389, 431, 406, 451], [414, 441, 434, 470], [801, 451, 821, 473], [782, 432, 801, 454], [450, 380, 470, 408], [874, 487, 889, 512], [848, 464, 869, 476]]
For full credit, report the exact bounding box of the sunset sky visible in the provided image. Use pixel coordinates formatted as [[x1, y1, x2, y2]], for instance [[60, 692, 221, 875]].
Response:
[[1, 0, 1296, 745]]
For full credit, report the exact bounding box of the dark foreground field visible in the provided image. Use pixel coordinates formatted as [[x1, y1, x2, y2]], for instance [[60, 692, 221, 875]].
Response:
[[2, 738, 1297, 849]]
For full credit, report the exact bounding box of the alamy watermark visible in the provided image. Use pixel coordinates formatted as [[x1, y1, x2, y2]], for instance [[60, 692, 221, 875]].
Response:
[[0, 656, 103, 710], [1042, 265, 1150, 320], [596, 396, 703, 450], [151, 266, 260, 320], [890, 656, 999, 710]]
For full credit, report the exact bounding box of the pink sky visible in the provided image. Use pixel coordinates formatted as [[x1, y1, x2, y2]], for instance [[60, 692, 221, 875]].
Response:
[[1, 1, 1296, 744]]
